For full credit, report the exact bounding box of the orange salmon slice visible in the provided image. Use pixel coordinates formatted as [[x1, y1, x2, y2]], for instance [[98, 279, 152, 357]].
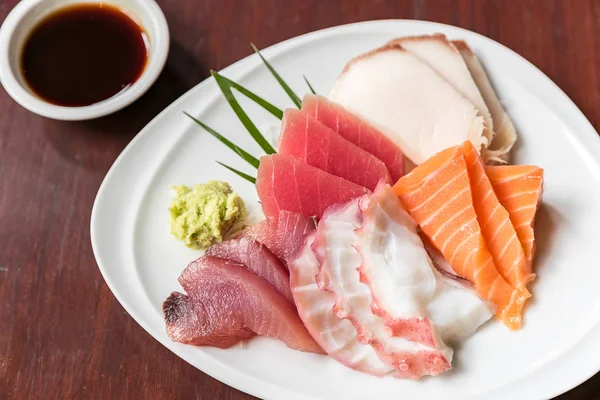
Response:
[[394, 145, 528, 329], [462, 141, 534, 293], [486, 165, 544, 268]]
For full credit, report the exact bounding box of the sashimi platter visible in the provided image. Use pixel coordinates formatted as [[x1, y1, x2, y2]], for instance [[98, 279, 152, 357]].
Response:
[[92, 21, 600, 400]]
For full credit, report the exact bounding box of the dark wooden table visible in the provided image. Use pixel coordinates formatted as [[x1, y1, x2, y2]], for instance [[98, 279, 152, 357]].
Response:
[[1, 0, 600, 398]]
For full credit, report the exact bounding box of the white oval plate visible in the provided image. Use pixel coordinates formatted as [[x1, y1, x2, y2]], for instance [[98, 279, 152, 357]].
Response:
[[91, 20, 600, 400]]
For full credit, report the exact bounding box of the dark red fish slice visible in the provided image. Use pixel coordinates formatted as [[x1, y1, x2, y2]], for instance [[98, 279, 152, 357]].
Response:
[[206, 236, 293, 302], [302, 94, 404, 181], [244, 211, 317, 262], [165, 255, 322, 353], [279, 109, 391, 191], [256, 154, 369, 221]]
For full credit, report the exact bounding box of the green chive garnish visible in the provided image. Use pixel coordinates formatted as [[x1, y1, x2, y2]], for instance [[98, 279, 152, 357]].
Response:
[[212, 71, 283, 120], [303, 75, 316, 95], [251, 43, 302, 108], [217, 161, 257, 184], [184, 112, 260, 168], [211, 70, 277, 155]]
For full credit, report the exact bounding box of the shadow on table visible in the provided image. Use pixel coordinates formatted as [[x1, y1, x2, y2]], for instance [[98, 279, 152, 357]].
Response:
[[42, 41, 209, 172], [556, 370, 600, 399]]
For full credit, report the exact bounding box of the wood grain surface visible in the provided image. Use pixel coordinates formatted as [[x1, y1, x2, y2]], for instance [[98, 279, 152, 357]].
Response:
[[1, 0, 599, 398]]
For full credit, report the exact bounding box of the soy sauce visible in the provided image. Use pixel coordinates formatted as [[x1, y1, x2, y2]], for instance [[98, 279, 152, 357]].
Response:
[[21, 4, 148, 107]]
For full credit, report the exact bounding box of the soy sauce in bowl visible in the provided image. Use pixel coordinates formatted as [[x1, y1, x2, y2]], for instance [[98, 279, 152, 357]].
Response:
[[21, 4, 149, 107]]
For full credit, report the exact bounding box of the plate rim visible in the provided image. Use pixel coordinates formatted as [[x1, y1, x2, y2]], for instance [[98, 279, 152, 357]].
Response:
[[91, 19, 600, 400]]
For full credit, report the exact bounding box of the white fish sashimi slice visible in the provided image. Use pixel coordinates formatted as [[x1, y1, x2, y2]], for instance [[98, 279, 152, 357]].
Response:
[[288, 234, 393, 376], [330, 43, 485, 165], [355, 184, 494, 344], [428, 270, 496, 343], [453, 40, 518, 163], [390, 34, 494, 148], [313, 198, 452, 379]]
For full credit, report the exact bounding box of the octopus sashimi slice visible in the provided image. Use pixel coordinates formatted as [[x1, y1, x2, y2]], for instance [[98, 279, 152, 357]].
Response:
[[289, 233, 393, 376], [206, 236, 293, 302], [355, 183, 494, 344], [314, 199, 452, 378], [164, 255, 322, 353], [244, 210, 317, 263]]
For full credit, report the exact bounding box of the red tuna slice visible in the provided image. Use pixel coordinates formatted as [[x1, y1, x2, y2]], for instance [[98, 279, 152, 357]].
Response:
[[302, 94, 404, 181], [279, 109, 391, 191], [289, 233, 393, 376], [256, 154, 370, 221], [245, 211, 317, 262], [165, 255, 323, 353], [206, 236, 293, 302]]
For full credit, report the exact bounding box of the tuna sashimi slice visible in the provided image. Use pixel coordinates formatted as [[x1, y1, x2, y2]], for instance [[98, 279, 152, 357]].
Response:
[[206, 236, 293, 302], [256, 154, 369, 221], [486, 165, 544, 267], [302, 94, 405, 180], [355, 184, 493, 344], [462, 141, 534, 295], [314, 198, 452, 378], [165, 255, 322, 353], [244, 211, 317, 263], [289, 233, 393, 376], [394, 146, 529, 330], [279, 109, 391, 191]]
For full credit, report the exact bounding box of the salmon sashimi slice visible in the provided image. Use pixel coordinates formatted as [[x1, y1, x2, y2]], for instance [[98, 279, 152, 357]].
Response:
[[167, 255, 323, 353], [462, 141, 534, 293], [486, 165, 544, 267], [256, 154, 369, 221], [393, 146, 528, 329], [279, 109, 391, 191], [302, 94, 405, 180]]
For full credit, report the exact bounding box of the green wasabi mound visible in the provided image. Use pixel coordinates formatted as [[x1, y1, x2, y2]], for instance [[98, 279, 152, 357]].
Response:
[[169, 181, 246, 250]]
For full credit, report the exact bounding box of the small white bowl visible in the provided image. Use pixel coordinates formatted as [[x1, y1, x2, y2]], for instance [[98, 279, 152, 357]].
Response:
[[0, 0, 169, 121]]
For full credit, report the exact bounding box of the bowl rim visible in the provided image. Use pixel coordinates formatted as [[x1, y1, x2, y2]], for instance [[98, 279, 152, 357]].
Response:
[[0, 0, 170, 121]]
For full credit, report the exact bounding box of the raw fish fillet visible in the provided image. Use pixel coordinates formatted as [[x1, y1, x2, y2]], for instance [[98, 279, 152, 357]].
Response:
[[206, 236, 293, 302], [314, 198, 452, 378], [302, 94, 405, 180], [289, 233, 393, 376], [486, 165, 544, 267], [453, 40, 518, 163], [389, 35, 494, 148], [244, 211, 317, 263], [330, 43, 485, 165], [355, 184, 493, 344], [256, 154, 369, 221], [394, 146, 529, 329], [462, 141, 534, 295], [164, 255, 322, 353], [279, 109, 391, 191]]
